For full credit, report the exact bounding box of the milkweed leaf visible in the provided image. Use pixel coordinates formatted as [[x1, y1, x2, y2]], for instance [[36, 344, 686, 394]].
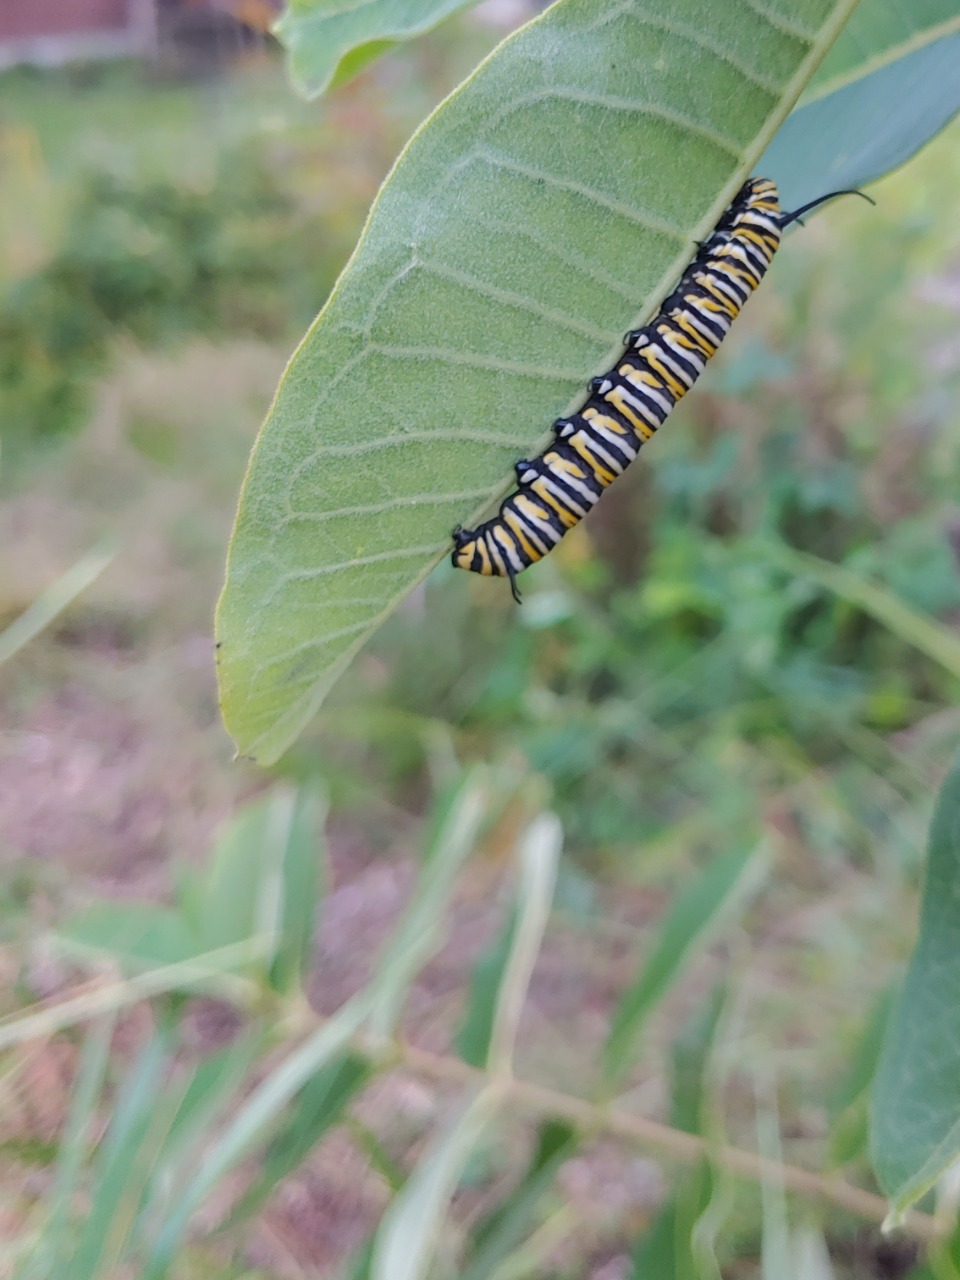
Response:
[[275, 0, 481, 98], [871, 759, 960, 1215], [216, 0, 864, 763]]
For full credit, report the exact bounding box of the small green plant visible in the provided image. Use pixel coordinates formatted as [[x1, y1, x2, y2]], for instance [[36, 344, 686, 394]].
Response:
[[0, 145, 339, 456]]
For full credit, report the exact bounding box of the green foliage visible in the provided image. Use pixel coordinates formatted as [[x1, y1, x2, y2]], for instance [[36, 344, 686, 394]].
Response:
[[605, 843, 765, 1083], [0, 541, 116, 666], [827, 988, 893, 1169], [456, 908, 519, 1069], [276, 0, 480, 97], [57, 786, 327, 998], [217, 0, 867, 764], [631, 987, 730, 1279], [763, 4, 960, 208], [0, 145, 339, 455], [370, 1090, 502, 1280], [227, 1053, 373, 1224], [871, 757, 960, 1215], [460, 1120, 578, 1280]]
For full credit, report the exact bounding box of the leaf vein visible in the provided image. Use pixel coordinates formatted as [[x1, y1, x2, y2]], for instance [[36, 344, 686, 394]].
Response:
[[473, 148, 689, 241], [620, 12, 784, 95], [283, 542, 448, 581], [470, 210, 643, 303], [411, 259, 613, 343], [540, 86, 744, 158], [741, 0, 816, 41], [284, 486, 499, 524], [367, 341, 585, 381]]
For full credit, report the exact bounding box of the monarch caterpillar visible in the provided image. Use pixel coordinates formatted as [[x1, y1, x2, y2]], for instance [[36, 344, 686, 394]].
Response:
[[451, 177, 871, 602]]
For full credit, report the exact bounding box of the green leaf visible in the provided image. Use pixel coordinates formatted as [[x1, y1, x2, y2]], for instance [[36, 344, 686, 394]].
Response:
[[456, 810, 561, 1069], [69, 1026, 175, 1280], [275, 0, 481, 98], [0, 541, 116, 667], [366, 768, 490, 1037], [762, 12, 960, 209], [631, 1201, 684, 1279], [870, 759, 960, 1214], [805, 0, 960, 98], [370, 1089, 501, 1280], [604, 841, 767, 1083], [228, 1053, 371, 1224], [199, 784, 326, 992], [460, 1119, 577, 1280], [216, 0, 862, 764], [141, 1034, 263, 1222], [268, 787, 327, 995], [144, 772, 489, 1273], [54, 787, 325, 997], [55, 904, 203, 971], [761, 543, 960, 682], [628, 986, 731, 1280], [630, 1166, 719, 1280], [484, 812, 561, 1075], [827, 988, 893, 1169], [16, 1017, 116, 1280], [670, 983, 728, 1136], [329, 39, 398, 90], [144, 994, 373, 1275], [163, 1040, 258, 1134], [756, 1073, 790, 1280], [0, 944, 266, 1052], [457, 909, 518, 1069]]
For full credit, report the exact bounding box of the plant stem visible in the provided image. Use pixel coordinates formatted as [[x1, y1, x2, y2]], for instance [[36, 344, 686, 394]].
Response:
[[354, 1031, 944, 1245]]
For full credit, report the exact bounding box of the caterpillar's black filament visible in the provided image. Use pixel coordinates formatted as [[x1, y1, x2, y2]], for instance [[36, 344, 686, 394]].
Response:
[[451, 177, 870, 601]]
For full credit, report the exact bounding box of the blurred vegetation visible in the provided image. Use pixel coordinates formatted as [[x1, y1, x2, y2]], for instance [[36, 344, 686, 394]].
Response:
[[1, 21, 959, 1280], [2, 154, 305, 446], [0, 65, 389, 459]]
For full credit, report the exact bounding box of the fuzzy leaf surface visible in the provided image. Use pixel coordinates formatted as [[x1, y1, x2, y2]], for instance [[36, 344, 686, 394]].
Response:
[[217, 0, 860, 762]]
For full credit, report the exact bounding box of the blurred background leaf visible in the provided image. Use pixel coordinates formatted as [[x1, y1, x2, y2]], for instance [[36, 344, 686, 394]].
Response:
[[604, 841, 766, 1083], [763, 19, 960, 210], [370, 1088, 502, 1280], [276, 0, 481, 97], [871, 759, 960, 1215]]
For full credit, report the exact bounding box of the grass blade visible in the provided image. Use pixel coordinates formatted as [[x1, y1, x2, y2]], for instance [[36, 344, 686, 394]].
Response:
[[371, 1087, 502, 1280], [69, 1023, 174, 1280], [485, 812, 561, 1077], [764, 542, 960, 681], [460, 1119, 577, 1280], [146, 771, 489, 1272], [604, 841, 768, 1083], [0, 541, 116, 667], [366, 768, 489, 1038], [15, 1015, 116, 1280]]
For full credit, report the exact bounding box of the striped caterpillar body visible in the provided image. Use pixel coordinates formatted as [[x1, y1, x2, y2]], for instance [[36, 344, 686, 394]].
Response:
[[451, 177, 868, 601]]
